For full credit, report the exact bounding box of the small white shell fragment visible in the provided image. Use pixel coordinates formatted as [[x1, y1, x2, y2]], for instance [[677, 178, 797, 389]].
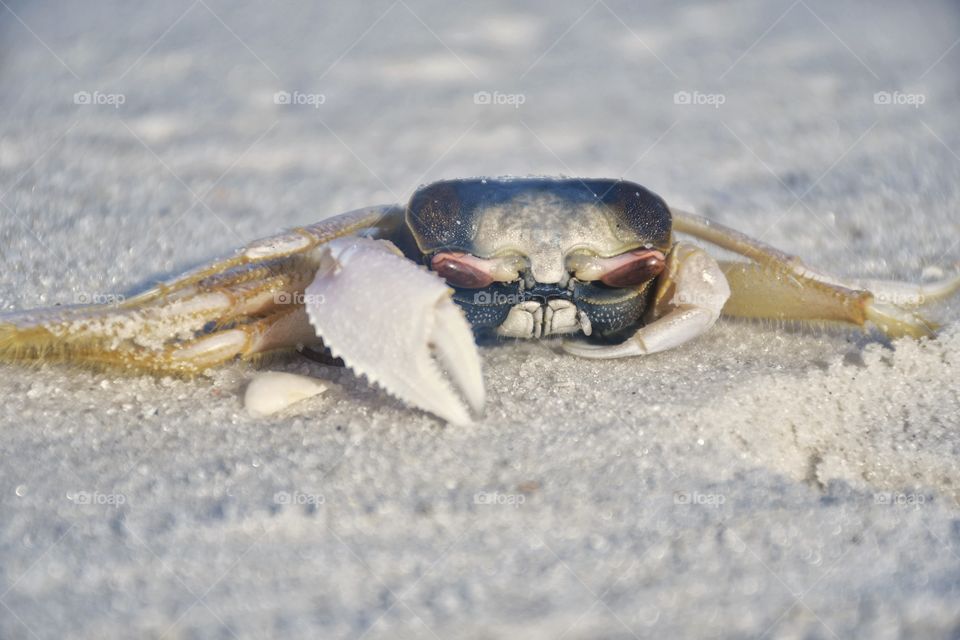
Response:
[[244, 372, 328, 417], [921, 265, 944, 280]]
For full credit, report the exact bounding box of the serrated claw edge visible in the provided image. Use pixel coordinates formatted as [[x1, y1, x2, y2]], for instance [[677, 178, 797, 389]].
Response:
[[304, 237, 484, 425]]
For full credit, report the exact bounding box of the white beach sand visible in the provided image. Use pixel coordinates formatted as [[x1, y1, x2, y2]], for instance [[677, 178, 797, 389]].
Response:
[[1, 1, 959, 638]]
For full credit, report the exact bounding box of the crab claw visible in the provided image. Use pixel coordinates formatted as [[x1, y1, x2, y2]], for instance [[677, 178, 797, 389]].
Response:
[[304, 237, 484, 425]]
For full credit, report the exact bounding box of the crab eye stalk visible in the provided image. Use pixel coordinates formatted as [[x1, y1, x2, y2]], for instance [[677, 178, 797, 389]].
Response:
[[600, 250, 666, 287], [431, 252, 496, 289], [430, 251, 526, 288], [568, 249, 667, 288]]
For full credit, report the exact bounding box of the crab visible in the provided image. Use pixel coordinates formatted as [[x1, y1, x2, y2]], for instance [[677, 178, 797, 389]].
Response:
[[2, 177, 958, 424]]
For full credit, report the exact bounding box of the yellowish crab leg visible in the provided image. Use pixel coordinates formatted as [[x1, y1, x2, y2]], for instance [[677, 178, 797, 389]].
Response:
[[0, 265, 318, 374], [120, 205, 399, 308], [715, 261, 943, 338], [0, 206, 401, 374], [671, 207, 960, 338], [24, 306, 315, 375]]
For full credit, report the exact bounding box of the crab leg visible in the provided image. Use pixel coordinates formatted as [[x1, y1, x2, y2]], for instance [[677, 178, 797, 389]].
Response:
[[0, 206, 403, 373], [51, 306, 318, 374], [0, 267, 321, 374], [671, 208, 960, 338], [120, 205, 400, 308], [715, 261, 944, 338]]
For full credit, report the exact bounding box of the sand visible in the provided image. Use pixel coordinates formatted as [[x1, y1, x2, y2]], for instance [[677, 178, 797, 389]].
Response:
[[1, 1, 959, 638]]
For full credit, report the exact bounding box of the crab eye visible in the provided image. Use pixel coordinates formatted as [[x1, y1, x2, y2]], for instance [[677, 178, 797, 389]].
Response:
[[599, 249, 666, 287], [568, 249, 666, 287], [431, 252, 495, 289]]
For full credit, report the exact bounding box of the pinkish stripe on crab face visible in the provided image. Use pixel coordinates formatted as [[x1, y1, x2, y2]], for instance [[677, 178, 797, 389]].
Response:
[[430, 252, 497, 289], [595, 249, 666, 287], [432, 249, 667, 289]]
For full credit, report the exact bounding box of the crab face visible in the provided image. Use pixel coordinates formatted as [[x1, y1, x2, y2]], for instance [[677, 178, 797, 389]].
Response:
[[405, 178, 673, 341]]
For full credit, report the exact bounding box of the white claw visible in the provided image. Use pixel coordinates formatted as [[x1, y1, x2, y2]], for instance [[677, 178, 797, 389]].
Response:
[[304, 237, 484, 425], [430, 301, 486, 413], [245, 371, 328, 417], [563, 336, 646, 359]]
